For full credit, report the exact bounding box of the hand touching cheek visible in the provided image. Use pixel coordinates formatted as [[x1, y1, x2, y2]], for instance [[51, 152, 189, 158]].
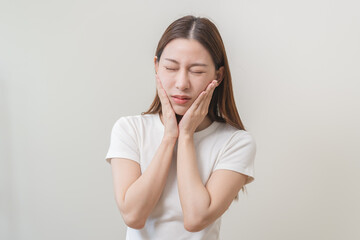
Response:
[[156, 74, 179, 139], [178, 80, 219, 136]]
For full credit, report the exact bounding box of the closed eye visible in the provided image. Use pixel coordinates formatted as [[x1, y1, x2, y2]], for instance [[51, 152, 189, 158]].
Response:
[[165, 67, 204, 74], [165, 67, 177, 71]]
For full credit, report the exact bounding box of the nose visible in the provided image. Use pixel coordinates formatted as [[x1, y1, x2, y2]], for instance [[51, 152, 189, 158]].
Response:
[[175, 69, 190, 91]]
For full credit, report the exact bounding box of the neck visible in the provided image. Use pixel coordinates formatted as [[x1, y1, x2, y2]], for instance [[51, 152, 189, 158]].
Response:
[[159, 113, 213, 132], [175, 114, 212, 132], [175, 114, 182, 124], [196, 116, 213, 132]]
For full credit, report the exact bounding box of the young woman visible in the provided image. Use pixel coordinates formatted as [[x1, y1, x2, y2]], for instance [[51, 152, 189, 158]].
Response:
[[105, 15, 256, 240]]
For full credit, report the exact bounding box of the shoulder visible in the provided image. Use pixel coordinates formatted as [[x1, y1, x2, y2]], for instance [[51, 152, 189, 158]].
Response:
[[215, 122, 255, 140], [215, 123, 256, 150], [114, 113, 158, 127], [111, 113, 162, 139]]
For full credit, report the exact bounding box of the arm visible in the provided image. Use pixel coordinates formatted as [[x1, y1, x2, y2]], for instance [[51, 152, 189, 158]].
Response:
[[111, 74, 179, 229], [177, 134, 248, 232], [111, 136, 177, 229]]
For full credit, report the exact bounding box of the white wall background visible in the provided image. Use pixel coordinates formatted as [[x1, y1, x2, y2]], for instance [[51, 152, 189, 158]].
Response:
[[1, 0, 359, 239]]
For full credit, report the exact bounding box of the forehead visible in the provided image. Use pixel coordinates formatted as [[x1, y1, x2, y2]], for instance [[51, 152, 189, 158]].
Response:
[[161, 38, 213, 66]]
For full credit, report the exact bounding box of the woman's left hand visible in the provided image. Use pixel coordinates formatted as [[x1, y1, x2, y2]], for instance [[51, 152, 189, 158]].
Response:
[[178, 80, 219, 136]]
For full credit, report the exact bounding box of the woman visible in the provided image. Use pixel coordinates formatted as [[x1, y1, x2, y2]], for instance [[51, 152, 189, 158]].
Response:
[[105, 15, 256, 240]]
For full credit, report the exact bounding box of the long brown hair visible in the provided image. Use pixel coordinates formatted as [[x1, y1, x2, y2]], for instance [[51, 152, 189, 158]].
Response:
[[142, 15, 248, 199]]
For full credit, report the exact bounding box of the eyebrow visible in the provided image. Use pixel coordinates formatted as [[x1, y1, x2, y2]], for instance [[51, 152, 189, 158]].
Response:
[[164, 58, 208, 67]]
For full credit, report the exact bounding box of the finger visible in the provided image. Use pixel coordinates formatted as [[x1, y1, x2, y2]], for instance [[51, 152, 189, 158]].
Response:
[[190, 80, 216, 110], [206, 80, 218, 93], [155, 74, 164, 93], [155, 75, 173, 110], [189, 90, 208, 111], [155, 75, 166, 101], [203, 80, 218, 105], [196, 80, 217, 109]]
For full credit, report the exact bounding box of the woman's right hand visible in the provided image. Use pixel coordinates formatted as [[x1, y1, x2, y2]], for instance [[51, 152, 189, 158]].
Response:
[[156, 74, 179, 140]]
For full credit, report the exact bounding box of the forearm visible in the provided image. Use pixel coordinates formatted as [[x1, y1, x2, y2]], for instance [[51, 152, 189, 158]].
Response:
[[177, 134, 211, 225], [123, 136, 176, 225]]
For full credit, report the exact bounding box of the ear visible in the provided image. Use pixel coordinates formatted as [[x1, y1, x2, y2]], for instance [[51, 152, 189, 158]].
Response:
[[216, 66, 225, 84], [154, 56, 159, 74]]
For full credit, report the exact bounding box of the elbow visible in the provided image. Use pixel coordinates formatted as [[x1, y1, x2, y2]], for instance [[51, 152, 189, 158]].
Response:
[[122, 212, 146, 229], [184, 216, 206, 232], [116, 200, 147, 229]]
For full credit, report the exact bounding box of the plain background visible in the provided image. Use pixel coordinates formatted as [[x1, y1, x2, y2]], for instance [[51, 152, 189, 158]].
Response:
[[1, 0, 359, 239]]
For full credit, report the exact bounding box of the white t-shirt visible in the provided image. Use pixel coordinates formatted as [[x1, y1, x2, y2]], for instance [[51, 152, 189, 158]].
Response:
[[105, 113, 256, 240]]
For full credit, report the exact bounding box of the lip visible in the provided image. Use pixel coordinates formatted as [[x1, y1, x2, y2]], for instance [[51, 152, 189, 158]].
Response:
[[172, 95, 191, 104]]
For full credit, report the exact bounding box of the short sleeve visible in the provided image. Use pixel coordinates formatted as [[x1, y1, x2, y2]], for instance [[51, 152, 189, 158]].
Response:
[[105, 117, 140, 165], [214, 131, 256, 185]]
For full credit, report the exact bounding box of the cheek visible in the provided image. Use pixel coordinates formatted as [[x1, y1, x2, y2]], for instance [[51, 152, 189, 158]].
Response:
[[193, 78, 212, 93], [158, 72, 172, 92]]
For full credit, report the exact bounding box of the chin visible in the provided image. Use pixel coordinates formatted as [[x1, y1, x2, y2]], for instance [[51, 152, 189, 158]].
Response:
[[173, 106, 188, 116]]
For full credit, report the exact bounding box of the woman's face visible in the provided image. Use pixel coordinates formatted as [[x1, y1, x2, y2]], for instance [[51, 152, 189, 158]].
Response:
[[154, 38, 223, 116]]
